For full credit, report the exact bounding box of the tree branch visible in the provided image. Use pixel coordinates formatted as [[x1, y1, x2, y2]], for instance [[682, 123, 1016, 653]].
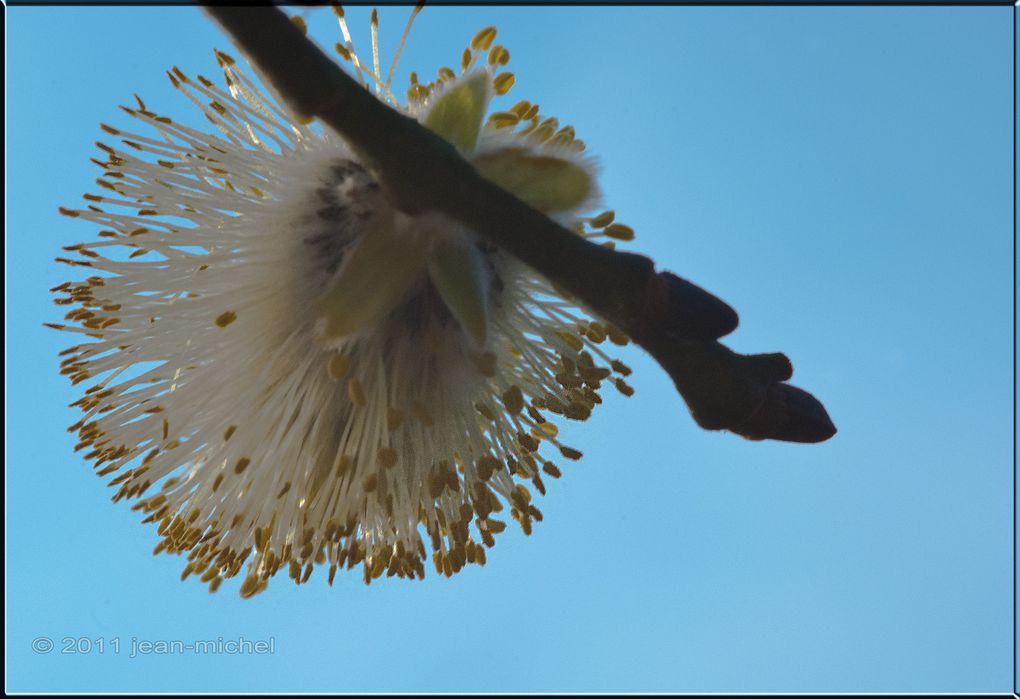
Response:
[[205, 5, 836, 444]]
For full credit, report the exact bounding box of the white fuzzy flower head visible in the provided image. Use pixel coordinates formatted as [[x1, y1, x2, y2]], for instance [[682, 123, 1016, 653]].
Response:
[[53, 8, 637, 596]]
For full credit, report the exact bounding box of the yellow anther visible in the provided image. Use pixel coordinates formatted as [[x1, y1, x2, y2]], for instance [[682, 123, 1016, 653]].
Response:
[[611, 359, 632, 376], [471, 26, 497, 51], [547, 133, 574, 149], [509, 100, 531, 117], [377, 447, 398, 469], [517, 432, 539, 452], [493, 72, 515, 95], [239, 575, 260, 598], [337, 455, 352, 475], [527, 124, 555, 143], [487, 111, 521, 129], [476, 455, 500, 481], [542, 462, 562, 478], [513, 484, 532, 505], [604, 223, 635, 241], [591, 208, 612, 227], [215, 50, 236, 66], [407, 84, 430, 102], [606, 325, 629, 346], [501, 385, 524, 414], [334, 43, 352, 61], [537, 116, 559, 131], [613, 378, 635, 397], [487, 45, 510, 66], [386, 407, 405, 431], [557, 331, 584, 352], [585, 325, 607, 343], [348, 378, 367, 407], [565, 402, 592, 421], [535, 422, 559, 438], [327, 353, 351, 380], [559, 446, 583, 461]]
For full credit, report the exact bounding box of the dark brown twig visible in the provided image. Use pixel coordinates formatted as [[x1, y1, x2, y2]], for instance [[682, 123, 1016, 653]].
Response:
[[206, 5, 836, 443]]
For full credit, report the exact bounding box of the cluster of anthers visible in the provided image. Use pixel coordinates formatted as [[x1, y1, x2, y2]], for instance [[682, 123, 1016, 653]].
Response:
[[52, 6, 637, 596]]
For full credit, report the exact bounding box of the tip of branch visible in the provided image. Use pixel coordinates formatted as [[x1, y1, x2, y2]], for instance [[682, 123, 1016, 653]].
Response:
[[649, 339, 834, 444], [732, 383, 837, 443]]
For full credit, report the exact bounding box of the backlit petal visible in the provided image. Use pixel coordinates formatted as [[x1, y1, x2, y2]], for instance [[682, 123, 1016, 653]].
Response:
[[427, 235, 489, 348], [472, 147, 591, 212], [422, 72, 491, 153], [314, 217, 428, 340]]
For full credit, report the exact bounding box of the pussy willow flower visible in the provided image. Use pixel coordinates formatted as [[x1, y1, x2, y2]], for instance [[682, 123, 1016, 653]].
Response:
[[52, 7, 638, 596]]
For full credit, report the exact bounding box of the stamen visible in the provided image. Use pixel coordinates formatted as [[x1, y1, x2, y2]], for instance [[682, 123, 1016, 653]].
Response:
[[334, 4, 369, 89], [386, 3, 423, 94], [370, 9, 381, 96]]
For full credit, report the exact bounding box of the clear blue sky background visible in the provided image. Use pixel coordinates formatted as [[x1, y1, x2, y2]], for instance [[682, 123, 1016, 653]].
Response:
[[6, 4, 1014, 693]]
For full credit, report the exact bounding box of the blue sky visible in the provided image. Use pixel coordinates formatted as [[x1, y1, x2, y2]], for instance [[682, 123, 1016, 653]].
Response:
[[6, 4, 1014, 693]]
